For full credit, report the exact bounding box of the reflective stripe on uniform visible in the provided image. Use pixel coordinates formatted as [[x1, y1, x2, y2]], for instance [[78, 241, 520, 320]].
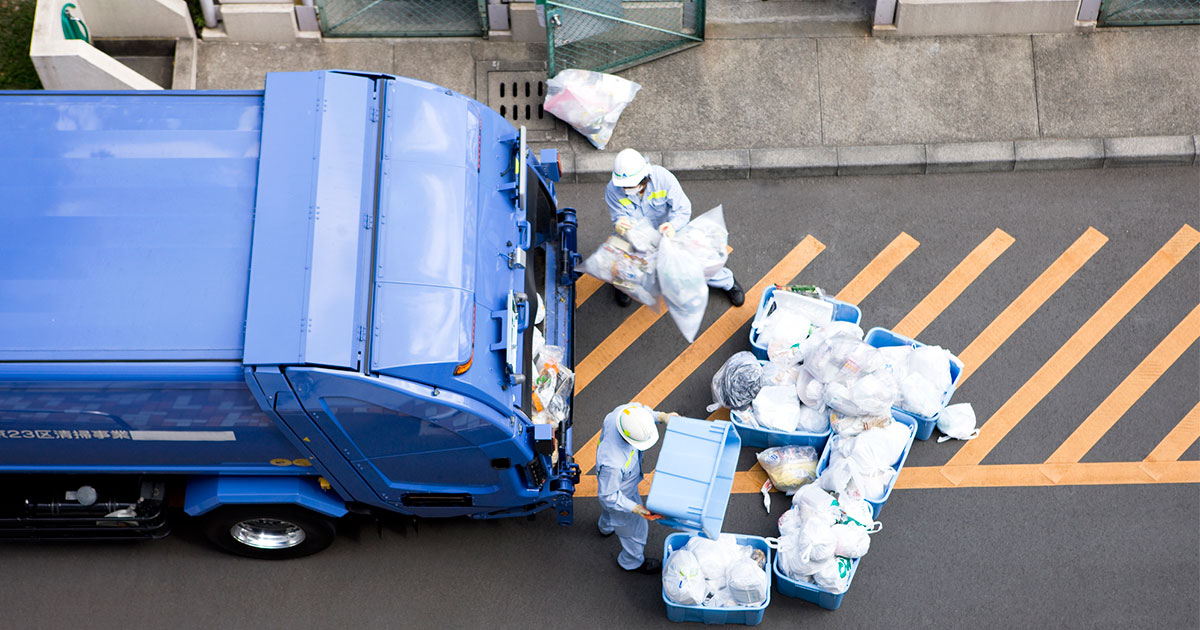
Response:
[[625, 448, 636, 470], [618, 198, 634, 207], [649, 189, 668, 200]]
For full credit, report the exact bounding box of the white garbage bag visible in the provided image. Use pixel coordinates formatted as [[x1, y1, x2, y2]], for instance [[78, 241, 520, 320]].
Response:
[[543, 69, 641, 150], [796, 405, 830, 433], [937, 402, 980, 442], [790, 484, 841, 528], [751, 386, 803, 432], [795, 368, 825, 409], [795, 519, 837, 564], [703, 587, 736, 609], [762, 310, 814, 362], [898, 372, 943, 417], [803, 337, 863, 383], [675, 205, 729, 279], [684, 534, 745, 590], [657, 233, 709, 342], [829, 412, 892, 437], [908, 345, 954, 393], [842, 420, 911, 471], [878, 345, 913, 381], [812, 557, 854, 594], [663, 549, 708, 606], [777, 507, 804, 537], [726, 558, 769, 606], [837, 496, 879, 532], [756, 445, 819, 494], [777, 534, 828, 580], [707, 351, 763, 412], [822, 370, 899, 418], [831, 523, 871, 558], [576, 234, 659, 308]]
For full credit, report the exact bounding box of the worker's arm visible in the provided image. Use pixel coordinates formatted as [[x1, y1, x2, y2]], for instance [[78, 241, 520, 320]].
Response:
[[596, 465, 640, 514], [655, 411, 680, 425], [661, 169, 692, 233], [605, 183, 636, 231]]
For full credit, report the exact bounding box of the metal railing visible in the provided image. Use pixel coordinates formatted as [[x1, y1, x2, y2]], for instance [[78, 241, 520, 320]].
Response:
[[1098, 0, 1200, 25], [539, 0, 705, 77]]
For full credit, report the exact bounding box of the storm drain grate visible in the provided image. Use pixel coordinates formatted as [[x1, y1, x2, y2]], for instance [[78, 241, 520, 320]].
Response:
[[477, 61, 568, 142]]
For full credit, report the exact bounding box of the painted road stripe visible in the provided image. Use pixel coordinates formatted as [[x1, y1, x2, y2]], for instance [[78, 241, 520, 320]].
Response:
[[949, 224, 1200, 467], [1045, 304, 1200, 466], [572, 237, 826, 473], [575, 303, 665, 393], [834, 232, 920, 305], [1145, 401, 1200, 463], [575, 275, 604, 306], [957, 228, 1108, 383], [893, 228, 1014, 339], [575, 461, 1200, 497], [129, 430, 236, 441]]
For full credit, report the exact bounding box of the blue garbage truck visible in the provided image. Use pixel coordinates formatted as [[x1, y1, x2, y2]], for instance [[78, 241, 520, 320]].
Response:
[[0, 70, 581, 558]]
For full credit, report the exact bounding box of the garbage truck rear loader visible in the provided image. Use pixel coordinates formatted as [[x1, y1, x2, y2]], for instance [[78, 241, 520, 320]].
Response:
[[0, 71, 581, 558]]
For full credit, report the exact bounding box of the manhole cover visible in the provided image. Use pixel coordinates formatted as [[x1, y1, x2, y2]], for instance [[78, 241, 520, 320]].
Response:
[[481, 67, 568, 142]]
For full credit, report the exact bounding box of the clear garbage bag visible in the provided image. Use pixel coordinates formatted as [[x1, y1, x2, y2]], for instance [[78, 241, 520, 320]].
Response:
[[623, 217, 661, 253], [822, 370, 899, 418], [795, 368, 825, 409], [707, 351, 764, 412], [576, 234, 660, 308], [796, 405, 830, 433], [937, 402, 980, 442], [796, 321, 865, 364], [777, 507, 804, 537], [756, 445, 819, 494], [658, 232, 710, 342], [531, 345, 574, 428], [726, 558, 768, 606], [543, 69, 641, 150], [790, 484, 841, 528], [762, 360, 801, 387], [795, 519, 838, 564], [675, 205, 729, 278], [663, 549, 708, 606], [684, 534, 747, 590]]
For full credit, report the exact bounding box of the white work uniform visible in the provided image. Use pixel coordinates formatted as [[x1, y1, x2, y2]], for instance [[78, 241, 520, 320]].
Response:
[[604, 165, 734, 290], [595, 403, 654, 570]]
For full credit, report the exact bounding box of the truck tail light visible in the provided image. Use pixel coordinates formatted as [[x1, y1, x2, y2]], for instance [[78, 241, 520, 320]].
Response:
[[454, 304, 477, 375]]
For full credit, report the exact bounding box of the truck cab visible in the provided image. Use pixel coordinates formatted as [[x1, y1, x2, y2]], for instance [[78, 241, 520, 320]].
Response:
[[0, 70, 580, 557]]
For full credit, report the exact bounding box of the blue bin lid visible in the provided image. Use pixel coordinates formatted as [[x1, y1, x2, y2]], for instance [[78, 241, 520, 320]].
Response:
[[645, 418, 741, 539]]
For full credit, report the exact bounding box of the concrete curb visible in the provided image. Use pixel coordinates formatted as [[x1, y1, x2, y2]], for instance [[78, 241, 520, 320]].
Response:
[[554, 135, 1199, 183]]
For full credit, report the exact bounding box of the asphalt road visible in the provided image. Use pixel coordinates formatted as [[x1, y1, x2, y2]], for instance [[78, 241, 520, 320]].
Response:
[[1, 166, 1197, 630]]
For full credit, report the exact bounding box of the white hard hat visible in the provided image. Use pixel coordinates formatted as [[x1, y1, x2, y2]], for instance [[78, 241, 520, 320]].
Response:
[[611, 148, 651, 188], [616, 405, 659, 451]]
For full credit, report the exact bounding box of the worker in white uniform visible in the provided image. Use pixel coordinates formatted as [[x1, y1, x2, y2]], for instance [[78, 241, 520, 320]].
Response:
[[605, 148, 745, 308], [595, 403, 675, 573]]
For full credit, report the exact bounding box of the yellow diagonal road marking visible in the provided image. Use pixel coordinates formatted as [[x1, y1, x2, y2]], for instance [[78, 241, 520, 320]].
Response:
[[949, 224, 1200, 467], [893, 228, 1014, 339], [572, 237, 825, 473], [1046, 304, 1200, 465], [1146, 401, 1200, 463], [574, 303, 665, 393], [957, 228, 1108, 383], [575, 275, 605, 306], [890, 462, 1200, 488], [834, 232, 920, 305]]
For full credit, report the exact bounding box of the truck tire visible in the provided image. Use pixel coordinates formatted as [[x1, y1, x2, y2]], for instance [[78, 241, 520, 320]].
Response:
[[200, 505, 336, 560]]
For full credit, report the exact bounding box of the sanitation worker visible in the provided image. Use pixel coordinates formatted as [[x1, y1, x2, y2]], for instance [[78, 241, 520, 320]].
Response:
[[605, 148, 745, 308], [595, 403, 676, 574]]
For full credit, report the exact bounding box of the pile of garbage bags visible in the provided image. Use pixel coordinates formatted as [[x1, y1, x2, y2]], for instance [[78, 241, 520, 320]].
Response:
[[876, 343, 957, 417], [776, 485, 880, 594], [819, 415, 912, 503], [663, 535, 770, 608], [543, 70, 640, 150], [577, 206, 729, 342]]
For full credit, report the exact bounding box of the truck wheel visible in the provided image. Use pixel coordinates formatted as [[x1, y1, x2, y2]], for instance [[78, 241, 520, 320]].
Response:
[[200, 505, 335, 560]]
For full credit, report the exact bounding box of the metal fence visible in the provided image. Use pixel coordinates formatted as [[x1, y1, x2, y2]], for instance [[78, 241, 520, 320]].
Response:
[[316, 0, 487, 37], [1098, 0, 1200, 24], [539, 0, 705, 77]]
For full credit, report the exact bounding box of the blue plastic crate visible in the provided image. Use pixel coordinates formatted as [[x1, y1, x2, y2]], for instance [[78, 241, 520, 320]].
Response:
[[663, 532, 772, 625], [647, 418, 741, 539], [816, 413, 916, 519], [729, 409, 830, 451], [772, 553, 858, 611], [749, 286, 862, 360], [864, 327, 964, 441]]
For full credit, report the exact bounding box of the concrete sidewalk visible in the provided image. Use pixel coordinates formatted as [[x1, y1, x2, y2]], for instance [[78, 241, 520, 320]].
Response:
[[195, 25, 1200, 179]]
